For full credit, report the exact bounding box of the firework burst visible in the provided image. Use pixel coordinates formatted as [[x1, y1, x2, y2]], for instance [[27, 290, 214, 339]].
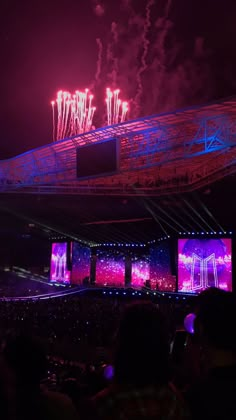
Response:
[[51, 88, 129, 141]]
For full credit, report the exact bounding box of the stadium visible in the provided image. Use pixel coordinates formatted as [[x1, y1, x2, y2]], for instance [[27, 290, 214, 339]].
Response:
[[0, 96, 235, 296], [1, 93, 236, 420], [1, 2, 236, 413]]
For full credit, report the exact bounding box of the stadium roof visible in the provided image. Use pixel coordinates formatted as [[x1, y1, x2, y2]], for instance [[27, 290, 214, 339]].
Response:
[[0, 97, 236, 243]]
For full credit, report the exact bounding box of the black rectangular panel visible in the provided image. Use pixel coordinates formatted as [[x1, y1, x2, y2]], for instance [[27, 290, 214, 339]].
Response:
[[76, 138, 119, 179]]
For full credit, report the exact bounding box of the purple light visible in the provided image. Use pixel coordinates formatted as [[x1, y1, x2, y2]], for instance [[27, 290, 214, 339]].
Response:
[[96, 249, 125, 286], [71, 243, 91, 285], [184, 313, 196, 334], [104, 365, 114, 380], [131, 257, 150, 287], [178, 238, 232, 293], [150, 243, 176, 292], [50, 243, 71, 284]]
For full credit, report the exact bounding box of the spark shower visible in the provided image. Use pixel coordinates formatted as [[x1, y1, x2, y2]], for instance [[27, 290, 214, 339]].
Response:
[[51, 87, 129, 141]]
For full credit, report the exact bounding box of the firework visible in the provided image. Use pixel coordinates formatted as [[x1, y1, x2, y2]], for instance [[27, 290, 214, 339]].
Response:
[[51, 88, 129, 141], [52, 89, 96, 140], [105, 88, 129, 125]]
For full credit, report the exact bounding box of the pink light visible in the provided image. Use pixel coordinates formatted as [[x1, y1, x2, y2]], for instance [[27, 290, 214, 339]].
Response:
[[105, 88, 129, 126], [51, 88, 130, 140], [51, 88, 97, 140]]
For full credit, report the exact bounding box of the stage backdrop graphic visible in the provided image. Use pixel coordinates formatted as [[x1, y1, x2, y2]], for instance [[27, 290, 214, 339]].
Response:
[[131, 255, 150, 287], [178, 238, 232, 293], [50, 242, 71, 283], [150, 242, 175, 291], [96, 249, 125, 286], [71, 243, 91, 285]]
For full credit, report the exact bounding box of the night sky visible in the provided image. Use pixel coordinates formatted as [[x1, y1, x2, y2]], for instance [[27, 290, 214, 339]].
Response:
[[1, 0, 236, 159]]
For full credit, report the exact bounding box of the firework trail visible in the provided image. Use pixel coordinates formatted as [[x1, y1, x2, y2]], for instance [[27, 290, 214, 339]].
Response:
[[51, 101, 55, 141], [105, 88, 128, 125], [134, 0, 155, 116], [106, 22, 119, 88], [146, 0, 172, 112], [111, 21, 118, 43], [110, 22, 119, 86], [164, 0, 172, 17], [95, 38, 103, 84], [52, 89, 96, 140], [52, 88, 130, 140], [106, 42, 112, 63]]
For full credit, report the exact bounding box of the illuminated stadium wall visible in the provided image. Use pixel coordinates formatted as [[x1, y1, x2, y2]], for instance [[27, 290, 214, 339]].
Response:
[[71, 243, 91, 285], [178, 238, 232, 293]]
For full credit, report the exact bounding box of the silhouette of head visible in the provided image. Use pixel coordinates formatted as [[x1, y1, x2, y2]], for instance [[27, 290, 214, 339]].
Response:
[[114, 302, 169, 386], [4, 334, 47, 388], [195, 288, 236, 352]]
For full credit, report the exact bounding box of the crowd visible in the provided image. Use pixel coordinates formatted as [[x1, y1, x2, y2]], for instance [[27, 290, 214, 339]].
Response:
[[0, 283, 235, 419], [0, 270, 66, 298]]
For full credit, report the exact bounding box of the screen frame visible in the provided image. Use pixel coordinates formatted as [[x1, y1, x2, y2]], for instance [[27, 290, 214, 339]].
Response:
[[177, 236, 232, 294], [50, 242, 71, 284], [76, 137, 120, 180]]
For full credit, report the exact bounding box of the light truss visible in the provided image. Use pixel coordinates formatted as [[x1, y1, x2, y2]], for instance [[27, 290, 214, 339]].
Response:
[[1, 97, 236, 196]]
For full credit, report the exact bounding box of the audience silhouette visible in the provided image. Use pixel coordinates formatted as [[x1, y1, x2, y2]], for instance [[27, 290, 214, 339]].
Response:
[[3, 334, 78, 420], [187, 289, 236, 419], [90, 302, 189, 419]]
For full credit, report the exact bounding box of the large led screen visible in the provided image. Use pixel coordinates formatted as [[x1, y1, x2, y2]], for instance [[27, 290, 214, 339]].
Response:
[[131, 255, 150, 288], [71, 243, 91, 285], [150, 242, 175, 291], [50, 242, 71, 283], [76, 138, 119, 179], [96, 249, 125, 286], [178, 238, 232, 293]]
